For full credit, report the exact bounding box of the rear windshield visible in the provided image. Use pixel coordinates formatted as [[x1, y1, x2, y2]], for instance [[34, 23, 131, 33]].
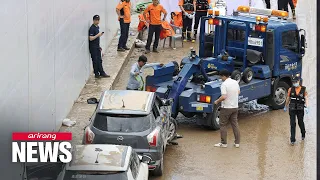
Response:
[[93, 113, 151, 132], [63, 171, 127, 180]]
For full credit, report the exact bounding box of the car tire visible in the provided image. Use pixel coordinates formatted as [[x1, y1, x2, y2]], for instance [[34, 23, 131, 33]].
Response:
[[206, 103, 221, 130], [172, 61, 180, 76], [231, 70, 242, 83], [167, 117, 178, 142], [242, 67, 254, 84], [151, 153, 163, 176], [269, 81, 290, 110]]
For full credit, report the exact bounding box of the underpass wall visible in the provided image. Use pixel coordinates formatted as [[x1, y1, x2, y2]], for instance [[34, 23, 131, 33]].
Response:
[[0, 0, 138, 178]]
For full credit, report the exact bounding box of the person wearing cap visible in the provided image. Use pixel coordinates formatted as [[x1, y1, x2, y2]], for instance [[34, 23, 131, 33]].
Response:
[[89, 15, 110, 78], [179, 0, 195, 42], [213, 69, 241, 148], [284, 76, 308, 145], [116, 0, 132, 52], [126, 55, 163, 90], [144, 0, 167, 54], [192, 0, 211, 42]]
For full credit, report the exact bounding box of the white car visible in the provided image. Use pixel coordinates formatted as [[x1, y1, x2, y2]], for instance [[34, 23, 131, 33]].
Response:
[[57, 144, 151, 180]]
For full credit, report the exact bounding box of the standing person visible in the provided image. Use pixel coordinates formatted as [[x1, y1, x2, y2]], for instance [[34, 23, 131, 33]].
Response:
[[284, 76, 308, 145], [192, 0, 211, 42], [265, 0, 271, 9], [144, 0, 168, 54], [126, 55, 163, 90], [116, 0, 132, 52], [89, 15, 110, 78], [278, 0, 295, 19], [179, 0, 195, 42], [213, 69, 241, 148]]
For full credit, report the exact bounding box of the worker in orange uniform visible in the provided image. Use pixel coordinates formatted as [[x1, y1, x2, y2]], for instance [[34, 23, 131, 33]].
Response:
[[192, 0, 211, 42], [144, 0, 167, 54], [116, 0, 132, 52], [284, 76, 308, 145], [179, 0, 195, 42]]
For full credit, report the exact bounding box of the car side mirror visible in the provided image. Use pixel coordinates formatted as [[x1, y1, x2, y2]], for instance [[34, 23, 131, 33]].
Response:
[[140, 155, 152, 164], [87, 98, 99, 104]]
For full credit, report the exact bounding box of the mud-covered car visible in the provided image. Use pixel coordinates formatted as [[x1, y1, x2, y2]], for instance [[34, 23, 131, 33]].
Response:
[[83, 90, 178, 176], [57, 144, 151, 180]]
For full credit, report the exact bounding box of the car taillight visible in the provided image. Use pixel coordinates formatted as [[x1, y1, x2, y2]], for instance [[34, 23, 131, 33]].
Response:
[[146, 86, 157, 92], [85, 127, 95, 144], [197, 95, 211, 103], [147, 128, 159, 147]]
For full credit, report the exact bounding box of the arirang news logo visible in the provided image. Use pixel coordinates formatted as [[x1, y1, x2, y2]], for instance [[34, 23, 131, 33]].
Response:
[[12, 132, 72, 163]]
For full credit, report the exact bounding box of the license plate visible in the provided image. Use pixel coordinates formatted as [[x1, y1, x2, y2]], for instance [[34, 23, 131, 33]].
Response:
[[196, 106, 203, 111], [248, 37, 263, 47]]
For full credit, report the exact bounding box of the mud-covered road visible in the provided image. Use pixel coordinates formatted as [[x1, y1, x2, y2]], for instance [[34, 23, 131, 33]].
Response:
[[113, 16, 316, 180]]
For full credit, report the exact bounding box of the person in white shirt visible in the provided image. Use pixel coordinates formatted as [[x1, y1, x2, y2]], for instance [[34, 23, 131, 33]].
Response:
[[213, 69, 241, 148]]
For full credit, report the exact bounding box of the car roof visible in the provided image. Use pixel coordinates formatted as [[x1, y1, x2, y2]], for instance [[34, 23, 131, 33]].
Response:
[[66, 145, 131, 172], [97, 90, 155, 115]]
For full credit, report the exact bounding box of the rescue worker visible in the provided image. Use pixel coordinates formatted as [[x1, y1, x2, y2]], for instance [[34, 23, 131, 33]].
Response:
[[126, 55, 163, 90], [116, 0, 131, 52], [265, 0, 271, 9], [278, 0, 296, 19], [144, 0, 168, 54], [284, 76, 309, 145], [192, 0, 211, 42], [89, 15, 110, 78], [179, 0, 195, 42]]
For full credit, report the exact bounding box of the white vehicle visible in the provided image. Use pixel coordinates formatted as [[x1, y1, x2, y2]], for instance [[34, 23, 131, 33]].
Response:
[[57, 144, 151, 180]]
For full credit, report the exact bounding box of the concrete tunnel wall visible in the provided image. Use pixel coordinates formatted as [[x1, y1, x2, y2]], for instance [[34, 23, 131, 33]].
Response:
[[0, 0, 148, 178]]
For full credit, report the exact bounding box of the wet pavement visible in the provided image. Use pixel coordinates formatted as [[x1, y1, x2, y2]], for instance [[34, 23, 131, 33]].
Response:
[[113, 19, 316, 180]]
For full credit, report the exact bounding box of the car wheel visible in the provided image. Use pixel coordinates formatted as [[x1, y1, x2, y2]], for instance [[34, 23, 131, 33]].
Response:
[[167, 117, 178, 142], [206, 103, 221, 130], [151, 153, 163, 176]]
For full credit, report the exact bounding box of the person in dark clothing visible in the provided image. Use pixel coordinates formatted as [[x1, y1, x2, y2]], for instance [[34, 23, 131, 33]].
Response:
[[278, 0, 296, 19], [284, 76, 309, 145], [179, 0, 195, 42], [192, 0, 211, 42], [265, 0, 270, 9], [89, 15, 110, 78], [116, 0, 132, 52]]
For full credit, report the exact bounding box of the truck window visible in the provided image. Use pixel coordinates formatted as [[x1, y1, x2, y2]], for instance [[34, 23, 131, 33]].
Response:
[[282, 30, 299, 53]]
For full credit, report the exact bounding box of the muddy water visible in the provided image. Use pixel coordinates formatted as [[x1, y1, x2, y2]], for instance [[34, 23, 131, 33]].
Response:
[[113, 17, 316, 180]]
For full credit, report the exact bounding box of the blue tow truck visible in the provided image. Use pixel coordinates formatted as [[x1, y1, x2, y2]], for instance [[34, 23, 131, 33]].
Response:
[[145, 6, 307, 130]]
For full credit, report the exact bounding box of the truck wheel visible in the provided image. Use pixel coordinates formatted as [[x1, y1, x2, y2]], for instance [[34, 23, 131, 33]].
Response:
[[151, 153, 163, 176], [269, 81, 290, 110], [206, 103, 221, 130], [242, 67, 253, 84], [231, 70, 242, 83], [171, 61, 180, 76]]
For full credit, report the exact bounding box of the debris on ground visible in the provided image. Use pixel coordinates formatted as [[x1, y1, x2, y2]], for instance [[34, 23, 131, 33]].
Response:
[[62, 118, 76, 127]]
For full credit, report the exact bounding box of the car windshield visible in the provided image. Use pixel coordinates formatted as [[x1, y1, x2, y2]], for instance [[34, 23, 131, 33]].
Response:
[[93, 113, 151, 132], [63, 171, 127, 180]]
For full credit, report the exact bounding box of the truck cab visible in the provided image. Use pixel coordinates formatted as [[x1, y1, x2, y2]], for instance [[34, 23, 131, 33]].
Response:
[[145, 6, 306, 130]]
